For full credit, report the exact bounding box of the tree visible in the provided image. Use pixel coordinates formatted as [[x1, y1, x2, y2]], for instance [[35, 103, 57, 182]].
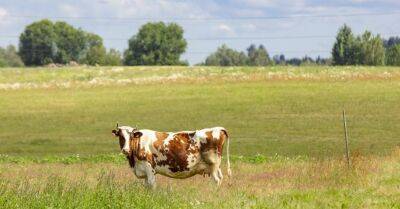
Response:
[[383, 36, 400, 48], [0, 45, 24, 67], [357, 31, 385, 66], [384, 36, 400, 66], [53, 21, 86, 64], [19, 19, 107, 66], [300, 56, 316, 66], [332, 25, 387, 66], [386, 44, 400, 66], [247, 44, 270, 66], [273, 54, 286, 65], [81, 45, 106, 65], [79, 33, 106, 65], [286, 58, 302, 66], [204, 44, 248, 66], [316, 56, 331, 65], [124, 22, 187, 65], [104, 48, 122, 66], [19, 19, 57, 66], [332, 24, 355, 65]]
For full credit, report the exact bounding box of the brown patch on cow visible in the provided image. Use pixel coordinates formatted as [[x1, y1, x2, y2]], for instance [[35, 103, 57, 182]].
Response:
[[124, 132, 143, 168], [155, 132, 199, 173], [200, 131, 216, 153], [129, 135, 140, 155], [200, 130, 228, 157], [153, 132, 169, 151], [217, 130, 228, 157]]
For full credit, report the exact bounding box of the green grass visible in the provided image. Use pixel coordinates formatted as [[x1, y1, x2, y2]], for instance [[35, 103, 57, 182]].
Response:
[[0, 66, 400, 157], [0, 150, 399, 209], [1, 66, 400, 208]]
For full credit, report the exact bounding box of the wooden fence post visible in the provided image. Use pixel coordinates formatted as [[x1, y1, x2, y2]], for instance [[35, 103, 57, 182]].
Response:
[[342, 109, 351, 168]]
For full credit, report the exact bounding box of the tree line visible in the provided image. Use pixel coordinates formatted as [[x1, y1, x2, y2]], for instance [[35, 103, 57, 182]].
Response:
[[1, 20, 186, 67], [0, 19, 399, 67], [332, 24, 400, 66], [200, 44, 331, 66]]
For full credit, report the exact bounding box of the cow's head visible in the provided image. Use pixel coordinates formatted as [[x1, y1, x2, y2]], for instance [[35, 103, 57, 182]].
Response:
[[111, 124, 142, 156]]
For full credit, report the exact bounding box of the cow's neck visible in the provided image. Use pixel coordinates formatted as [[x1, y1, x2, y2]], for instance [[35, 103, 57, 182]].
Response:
[[126, 138, 140, 168]]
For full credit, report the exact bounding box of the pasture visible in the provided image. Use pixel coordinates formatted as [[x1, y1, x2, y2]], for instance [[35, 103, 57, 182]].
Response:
[[0, 66, 400, 208]]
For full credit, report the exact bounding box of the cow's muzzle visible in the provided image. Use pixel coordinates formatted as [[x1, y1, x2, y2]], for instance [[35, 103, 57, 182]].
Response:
[[122, 149, 130, 155]]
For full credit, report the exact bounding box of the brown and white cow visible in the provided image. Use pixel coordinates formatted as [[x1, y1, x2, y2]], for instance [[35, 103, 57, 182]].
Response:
[[111, 125, 231, 188]]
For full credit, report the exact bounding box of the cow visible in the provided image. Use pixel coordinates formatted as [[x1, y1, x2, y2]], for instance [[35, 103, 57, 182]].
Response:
[[111, 124, 231, 188]]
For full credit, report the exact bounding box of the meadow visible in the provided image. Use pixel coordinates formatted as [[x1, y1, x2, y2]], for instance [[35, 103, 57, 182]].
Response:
[[0, 66, 399, 208]]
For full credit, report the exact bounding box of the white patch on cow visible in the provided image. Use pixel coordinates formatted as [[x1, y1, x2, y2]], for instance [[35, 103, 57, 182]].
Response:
[[195, 129, 209, 143], [212, 129, 221, 139], [134, 130, 167, 165], [121, 131, 130, 152], [186, 150, 199, 168], [162, 133, 174, 152], [186, 132, 202, 170], [137, 129, 155, 154], [118, 126, 134, 154]]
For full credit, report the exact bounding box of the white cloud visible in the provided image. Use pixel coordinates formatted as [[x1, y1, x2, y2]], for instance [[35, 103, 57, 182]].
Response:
[[0, 7, 9, 27], [216, 23, 235, 35], [0, 7, 8, 19]]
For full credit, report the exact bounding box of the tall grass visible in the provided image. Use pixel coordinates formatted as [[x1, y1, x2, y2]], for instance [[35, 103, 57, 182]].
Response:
[[0, 173, 190, 208], [0, 66, 400, 89], [0, 148, 399, 208]]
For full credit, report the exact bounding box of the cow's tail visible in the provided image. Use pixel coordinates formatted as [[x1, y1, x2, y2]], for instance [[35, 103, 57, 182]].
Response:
[[223, 129, 232, 177]]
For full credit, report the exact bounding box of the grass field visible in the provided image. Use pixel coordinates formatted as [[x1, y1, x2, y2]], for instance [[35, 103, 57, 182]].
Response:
[[0, 149, 399, 208], [0, 66, 400, 208], [1, 66, 400, 157]]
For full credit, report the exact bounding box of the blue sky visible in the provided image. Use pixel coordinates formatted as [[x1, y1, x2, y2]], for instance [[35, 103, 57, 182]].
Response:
[[0, 0, 399, 64]]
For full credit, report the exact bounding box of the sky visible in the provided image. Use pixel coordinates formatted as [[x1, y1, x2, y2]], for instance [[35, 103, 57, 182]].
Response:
[[0, 0, 399, 64]]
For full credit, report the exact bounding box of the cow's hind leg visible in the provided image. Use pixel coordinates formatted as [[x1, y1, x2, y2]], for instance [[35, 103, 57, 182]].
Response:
[[202, 149, 223, 186], [210, 163, 221, 186], [210, 157, 223, 186], [217, 168, 223, 182]]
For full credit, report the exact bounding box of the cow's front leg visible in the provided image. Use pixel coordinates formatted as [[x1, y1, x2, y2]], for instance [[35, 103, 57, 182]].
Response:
[[144, 163, 156, 189]]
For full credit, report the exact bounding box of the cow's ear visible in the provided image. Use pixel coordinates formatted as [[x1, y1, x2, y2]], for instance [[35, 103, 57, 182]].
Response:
[[112, 129, 118, 136], [131, 131, 143, 138]]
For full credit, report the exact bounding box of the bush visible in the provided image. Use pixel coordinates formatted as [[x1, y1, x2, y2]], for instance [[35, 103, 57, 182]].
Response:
[[386, 44, 400, 66], [204, 44, 248, 66], [0, 45, 24, 67]]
